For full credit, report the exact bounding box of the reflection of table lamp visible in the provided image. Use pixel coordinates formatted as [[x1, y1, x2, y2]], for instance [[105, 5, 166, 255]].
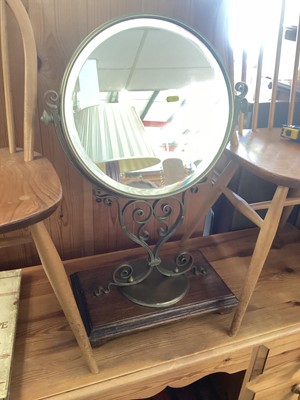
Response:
[[75, 103, 160, 180]]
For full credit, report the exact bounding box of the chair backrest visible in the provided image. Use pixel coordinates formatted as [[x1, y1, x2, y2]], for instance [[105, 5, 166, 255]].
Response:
[[162, 158, 186, 185], [0, 0, 37, 161], [235, 1, 300, 135]]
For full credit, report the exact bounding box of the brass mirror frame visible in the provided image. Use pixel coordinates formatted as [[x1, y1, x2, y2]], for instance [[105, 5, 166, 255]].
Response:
[[41, 14, 240, 345], [57, 15, 234, 199]]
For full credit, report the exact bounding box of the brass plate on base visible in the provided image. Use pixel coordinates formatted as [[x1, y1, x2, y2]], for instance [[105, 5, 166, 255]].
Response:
[[121, 267, 190, 308], [71, 250, 237, 347]]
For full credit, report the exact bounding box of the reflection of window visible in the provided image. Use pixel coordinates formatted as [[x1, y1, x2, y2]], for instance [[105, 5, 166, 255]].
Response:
[[77, 59, 101, 109], [120, 82, 227, 172]]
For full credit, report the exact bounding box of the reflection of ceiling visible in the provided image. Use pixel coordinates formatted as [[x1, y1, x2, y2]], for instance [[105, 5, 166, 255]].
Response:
[[90, 28, 214, 91], [88, 89, 185, 126], [77, 26, 219, 127]]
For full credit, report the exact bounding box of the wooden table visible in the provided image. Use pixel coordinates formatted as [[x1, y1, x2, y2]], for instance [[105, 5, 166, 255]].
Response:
[[10, 226, 300, 400]]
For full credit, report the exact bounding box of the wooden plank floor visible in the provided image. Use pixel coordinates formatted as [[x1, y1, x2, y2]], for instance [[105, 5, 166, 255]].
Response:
[[9, 227, 300, 400]]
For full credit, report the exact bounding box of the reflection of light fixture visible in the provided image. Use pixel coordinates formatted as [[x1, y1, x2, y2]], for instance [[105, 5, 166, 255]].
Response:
[[75, 103, 160, 180]]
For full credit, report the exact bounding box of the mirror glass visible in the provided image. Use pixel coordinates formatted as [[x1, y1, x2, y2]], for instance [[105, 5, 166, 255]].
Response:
[[60, 16, 233, 198]]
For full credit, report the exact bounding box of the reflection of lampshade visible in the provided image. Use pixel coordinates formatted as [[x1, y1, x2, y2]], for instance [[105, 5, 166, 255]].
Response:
[[75, 103, 160, 175]]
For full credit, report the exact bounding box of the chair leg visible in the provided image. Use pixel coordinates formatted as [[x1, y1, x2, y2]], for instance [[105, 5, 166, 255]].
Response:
[[279, 188, 300, 229], [180, 161, 239, 245], [30, 221, 98, 374], [229, 185, 289, 336]]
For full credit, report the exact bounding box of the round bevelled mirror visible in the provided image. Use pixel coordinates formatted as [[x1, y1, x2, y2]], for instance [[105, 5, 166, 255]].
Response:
[[58, 15, 233, 199]]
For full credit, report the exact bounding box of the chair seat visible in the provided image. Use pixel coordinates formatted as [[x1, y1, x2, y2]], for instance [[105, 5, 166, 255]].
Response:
[[0, 148, 62, 233], [226, 128, 300, 188]]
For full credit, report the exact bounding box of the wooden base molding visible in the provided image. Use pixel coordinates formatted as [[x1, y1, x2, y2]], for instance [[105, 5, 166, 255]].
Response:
[[70, 250, 237, 346]]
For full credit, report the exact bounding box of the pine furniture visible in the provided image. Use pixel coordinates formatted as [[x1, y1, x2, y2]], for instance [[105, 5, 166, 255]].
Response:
[[181, 2, 300, 337], [0, 0, 97, 373], [9, 227, 300, 399]]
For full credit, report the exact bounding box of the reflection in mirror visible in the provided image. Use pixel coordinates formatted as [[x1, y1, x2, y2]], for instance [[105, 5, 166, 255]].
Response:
[[61, 17, 232, 198]]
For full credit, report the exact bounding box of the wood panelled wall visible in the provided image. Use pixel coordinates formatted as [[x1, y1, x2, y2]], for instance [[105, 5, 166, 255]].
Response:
[[0, 0, 232, 268]]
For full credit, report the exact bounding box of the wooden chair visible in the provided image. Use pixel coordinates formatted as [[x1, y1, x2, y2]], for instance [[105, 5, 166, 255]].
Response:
[[162, 158, 186, 185], [0, 0, 98, 373], [181, 3, 300, 336]]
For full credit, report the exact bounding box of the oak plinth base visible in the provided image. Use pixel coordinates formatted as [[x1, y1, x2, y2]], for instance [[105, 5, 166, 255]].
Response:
[[71, 249, 237, 347]]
